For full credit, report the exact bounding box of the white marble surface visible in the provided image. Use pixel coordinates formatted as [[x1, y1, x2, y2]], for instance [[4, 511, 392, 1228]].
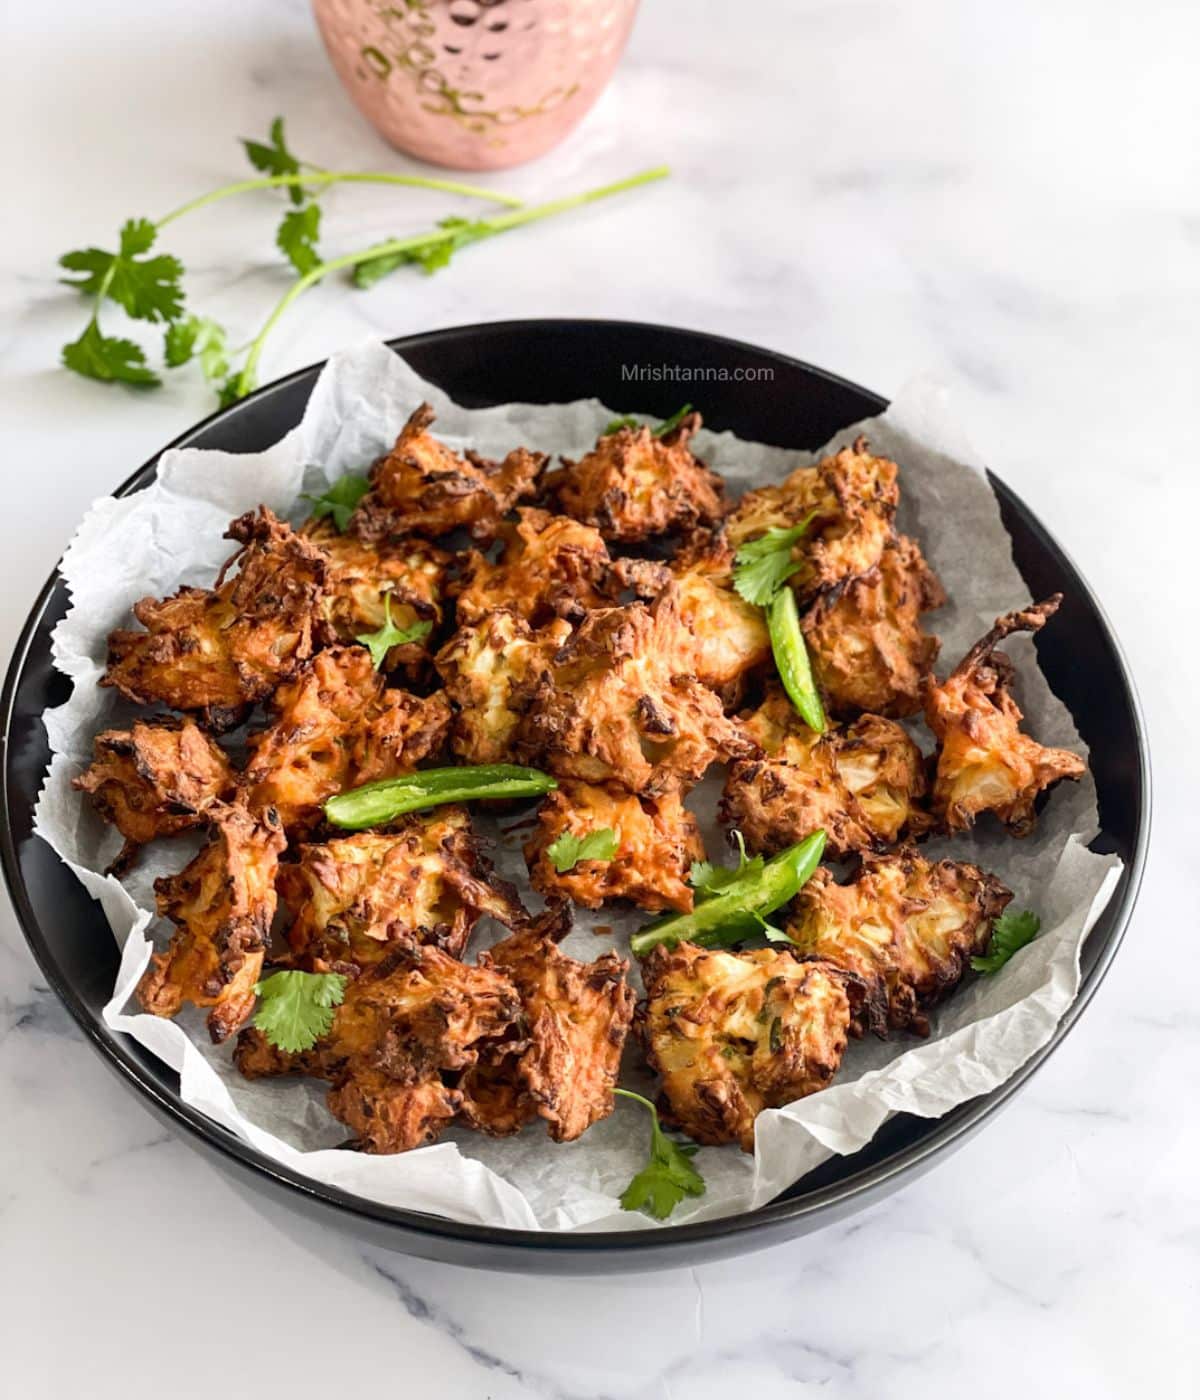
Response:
[[2, 0, 1196, 1395]]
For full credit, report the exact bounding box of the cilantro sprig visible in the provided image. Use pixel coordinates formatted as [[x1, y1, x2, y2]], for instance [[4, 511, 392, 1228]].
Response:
[[302, 473, 371, 532], [971, 908, 1042, 974], [253, 970, 347, 1053], [614, 1089, 706, 1220], [61, 117, 666, 401], [689, 829, 763, 899], [732, 517, 816, 607], [602, 403, 694, 438], [546, 827, 618, 873], [355, 592, 433, 670]]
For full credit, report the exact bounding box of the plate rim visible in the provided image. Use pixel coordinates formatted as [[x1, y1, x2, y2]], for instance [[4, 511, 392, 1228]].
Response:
[[0, 317, 1152, 1260]]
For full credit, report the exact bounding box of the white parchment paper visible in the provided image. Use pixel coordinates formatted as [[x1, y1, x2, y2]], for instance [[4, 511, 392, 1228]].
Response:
[[34, 339, 1121, 1231]]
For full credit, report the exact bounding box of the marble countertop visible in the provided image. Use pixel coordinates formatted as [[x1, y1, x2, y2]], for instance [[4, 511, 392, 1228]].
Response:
[[3, 1, 1196, 1395]]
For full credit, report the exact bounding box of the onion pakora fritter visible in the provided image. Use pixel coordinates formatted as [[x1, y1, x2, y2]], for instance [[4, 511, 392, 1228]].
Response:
[[103, 507, 327, 731], [725, 437, 899, 600], [461, 907, 636, 1142], [787, 849, 1012, 1037], [242, 645, 450, 833], [516, 594, 753, 794], [138, 800, 286, 1043], [803, 534, 946, 717], [720, 688, 929, 857], [525, 781, 705, 913], [351, 402, 545, 543], [235, 943, 522, 1152], [435, 610, 572, 764], [923, 596, 1086, 835], [279, 808, 523, 970], [74, 717, 235, 872], [304, 517, 447, 676], [540, 414, 725, 542], [640, 944, 855, 1151], [454, 507, 617, 627]]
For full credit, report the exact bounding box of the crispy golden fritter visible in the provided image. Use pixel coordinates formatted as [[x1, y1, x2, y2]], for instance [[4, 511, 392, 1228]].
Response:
[[351, 403, 545, 543], [454, 507, 617, 627], [435, 610, 572, 764], [617, 532, 771, 701], [725, 437, 899, 600], [787, 849, 1012, 1036], [242, 646, 450, 834], [803, 534, 946, 717], [515, 593, 753, 794], [304, 517, 448, 676], [279, 808, 524, 970], [640, 944, 854, 1151], [235, 943, 521, 1152], [524, 781, 705, 913], [103, 508, 327, 731], [720, 689, 929, 856], [73, 717, 235, 872], [540, 414, 725, 543], [138, 801, 286, 1043], [461, 907, 635, 1141], [923, 596, 1086, 834]]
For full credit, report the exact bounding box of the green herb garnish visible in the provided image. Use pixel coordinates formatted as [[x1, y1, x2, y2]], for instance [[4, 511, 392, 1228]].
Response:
[[614, 1089, 706, 1221], [355, 592, 433, 671], [732, 518, 815, 608], [546, 827, 619, 873], [971, 908, 1042, 973], [302, 473, 371, 532], [253, 970, 347, 1053]]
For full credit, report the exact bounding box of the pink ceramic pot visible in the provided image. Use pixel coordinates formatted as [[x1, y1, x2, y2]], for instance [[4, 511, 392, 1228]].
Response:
[[312, 0, 641, 171]]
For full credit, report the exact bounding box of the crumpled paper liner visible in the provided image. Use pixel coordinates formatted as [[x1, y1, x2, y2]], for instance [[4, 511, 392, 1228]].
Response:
[[33, 339, 1121, 1231]]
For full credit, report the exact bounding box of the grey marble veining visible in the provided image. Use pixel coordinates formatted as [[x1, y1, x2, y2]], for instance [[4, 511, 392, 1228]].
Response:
[[2, 0, 1196, 1395]]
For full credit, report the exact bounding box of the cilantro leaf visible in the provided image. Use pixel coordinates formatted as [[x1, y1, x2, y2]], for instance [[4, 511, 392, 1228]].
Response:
[[60, 218, 185, 324], [164, 315, 229, 382], [302, 473, 371, 532], [61, 320, 160, 386], [546, 827, 619, 874], [603, 414, 640, 435], [355, 592, 433, 670], [242, 116, 305, 204], [690, 830, 763, 899], [653, 403, 693, 438], [351, 217, 484, 289], [732, 517, 816, 607], [971, 908, 1042, 974], [277, 202, 322, 275], [253, 970, 347, 1053], [615, 1089, 706, 1221]]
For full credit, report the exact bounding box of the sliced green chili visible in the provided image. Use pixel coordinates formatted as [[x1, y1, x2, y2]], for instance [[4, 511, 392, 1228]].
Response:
[[324, 764, 557, 830], [629, 830, 826, 957], [768, 585, 826, 733]]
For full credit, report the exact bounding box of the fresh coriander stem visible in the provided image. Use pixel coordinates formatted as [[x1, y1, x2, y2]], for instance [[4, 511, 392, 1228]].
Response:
[[234, 165, 670, 396], [614, 1088, 657, 1113], [157, 170, 522, 227]]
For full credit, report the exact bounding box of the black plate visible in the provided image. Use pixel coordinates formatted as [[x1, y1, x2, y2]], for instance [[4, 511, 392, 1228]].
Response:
[[1, 320, 1149, 1273]]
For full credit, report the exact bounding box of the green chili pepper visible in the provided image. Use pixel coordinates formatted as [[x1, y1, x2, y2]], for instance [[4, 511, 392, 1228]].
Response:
[[629, 830, 826, 957], [768, 585, 826, 733], [324, 764, 557, 830]]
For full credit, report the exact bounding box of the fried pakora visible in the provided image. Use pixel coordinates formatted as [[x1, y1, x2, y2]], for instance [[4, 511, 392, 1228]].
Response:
[[460, 906, 635, 1141], [803, 534, 945, 717], [720, 688, 929, 856], [516, 594, 753, 794], [923, 596, 1086, 834], [640, 943, 855, 1151], [242, 645, 450, 833], [725, 437, 899, 600], [435, 610, 572, 764], [74, 717, 235, 872], [787, 849, 1012, 1036], [279, 808, 524, 970], [138, 800, 286, 1043], [524, 781, 705, 913], [304, 517, 448, 676], [617, 533, 771, 701], [351, 403, 544, 543], [103, 507, 327, 731], [235, 943, 522, 1152], [540, 414, 725, 542]]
